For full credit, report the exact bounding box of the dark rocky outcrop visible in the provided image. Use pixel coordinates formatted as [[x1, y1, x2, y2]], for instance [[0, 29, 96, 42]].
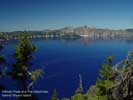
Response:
[[110, 52, 133, 100], [111, 70, 133, 100]]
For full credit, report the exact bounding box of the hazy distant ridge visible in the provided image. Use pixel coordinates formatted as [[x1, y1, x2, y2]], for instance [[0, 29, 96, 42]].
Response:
[[1, 26, 133, 39]]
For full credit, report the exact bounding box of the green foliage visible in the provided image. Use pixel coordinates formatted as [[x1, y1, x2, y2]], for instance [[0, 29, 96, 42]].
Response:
[[14, 32, 36, 68], [87, 85, 98, 97], [89, 95, 108, 100], [99, 56, 118, 81], [107, 55, 113, 65], [96, 80, 114, 96], [13, 32, 36, 78], [71, 94, 84, 100], [100, 64, 112, 80], [31, 69, 44, 81], [95, 56, 116, 98], [61, 98, 70, 100], [51, 89, 59, 100], [13, 32, 44, 92]]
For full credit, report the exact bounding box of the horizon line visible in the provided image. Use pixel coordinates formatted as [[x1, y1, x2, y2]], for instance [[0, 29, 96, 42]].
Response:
[[0, 25, 132, 33]]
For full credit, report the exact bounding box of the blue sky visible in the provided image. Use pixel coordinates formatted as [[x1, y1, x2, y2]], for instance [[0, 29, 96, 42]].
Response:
[[0, 0, 133, 32]]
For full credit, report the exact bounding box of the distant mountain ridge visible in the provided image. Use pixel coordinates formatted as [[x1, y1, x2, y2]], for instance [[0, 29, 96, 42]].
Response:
[[1, 26, 133, 34], [1, 26, 133, 40], [46, 26, 133, 38]]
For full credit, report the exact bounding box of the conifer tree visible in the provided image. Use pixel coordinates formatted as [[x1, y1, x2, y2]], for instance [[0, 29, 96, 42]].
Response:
[[0, 42, 6, 90], [0, 44, 6, 66], [13, 32, 36, 89], [12, 32, 43, 100], [13, 32, 44, 89], [75, 74, 83, 94], [51, 89, 59, 100]]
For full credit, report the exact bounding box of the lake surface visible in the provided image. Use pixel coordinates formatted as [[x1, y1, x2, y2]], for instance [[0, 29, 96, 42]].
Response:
[[0, 38, 133, 100]]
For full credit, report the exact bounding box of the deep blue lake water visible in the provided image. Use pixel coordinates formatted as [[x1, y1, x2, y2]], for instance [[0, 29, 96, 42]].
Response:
[[0, 38, 133, 100]]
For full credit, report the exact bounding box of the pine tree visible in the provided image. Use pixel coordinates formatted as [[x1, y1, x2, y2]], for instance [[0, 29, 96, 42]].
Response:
[[51, 89, 59, 100], [0, 42, 6, 76], [12, 32, 43, 89], [96, 56, 115, 97], [100, 56, 114, 81], [75, 74, 83, 94], [13, 32, 36, 89], [12, 32, 44, 100], [0, 42, 6, 91]]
